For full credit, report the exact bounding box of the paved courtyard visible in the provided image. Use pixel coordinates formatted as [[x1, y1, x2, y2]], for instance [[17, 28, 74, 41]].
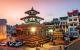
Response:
[[0, 43, 64, 50]]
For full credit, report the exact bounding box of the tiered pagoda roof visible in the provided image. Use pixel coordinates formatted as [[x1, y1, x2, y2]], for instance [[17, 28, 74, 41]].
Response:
[[20, 16, 44, 20], [20, 7, 44, 20], [25, 7, 40, 15]]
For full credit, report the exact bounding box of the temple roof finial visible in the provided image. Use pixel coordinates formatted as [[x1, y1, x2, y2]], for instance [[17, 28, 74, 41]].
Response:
[[21, 8, 44, 21], [25, 7, 40, 15], [31, 6, 34, 10]]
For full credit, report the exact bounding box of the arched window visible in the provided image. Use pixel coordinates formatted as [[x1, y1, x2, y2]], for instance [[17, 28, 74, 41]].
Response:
[[24, 19, 28, 23], [29, 18, 35, 21]]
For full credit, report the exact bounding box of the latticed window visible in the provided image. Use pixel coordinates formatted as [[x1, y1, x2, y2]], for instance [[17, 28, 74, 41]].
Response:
[[74, 23, 77, 26], [74, 18, 77, 21], [29, 18, 33, 21], [70, 28, 73, 31], [69, 19, 72, 21], [32, 18, 35, 21], [70, 24, 73, 26], [29, 18, 36, 22], [37, 19, 40, 22]]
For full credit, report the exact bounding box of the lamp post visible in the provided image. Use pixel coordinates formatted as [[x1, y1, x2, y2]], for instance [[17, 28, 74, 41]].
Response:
[[49, 29, 53, 34], [48, 29, 54, 44]]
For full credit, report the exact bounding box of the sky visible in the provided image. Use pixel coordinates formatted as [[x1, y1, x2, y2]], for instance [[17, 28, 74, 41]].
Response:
[[0, 0, 80, 25]]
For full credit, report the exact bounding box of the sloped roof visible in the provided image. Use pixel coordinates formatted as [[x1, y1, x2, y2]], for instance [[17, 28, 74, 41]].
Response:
[[25, 7, 40, 15], [0, 19, 7, 25], [66, 39, 80, 50], [67, 10, 80, 16], [20, 16, 44, 20], [60, 16, 68, 20]]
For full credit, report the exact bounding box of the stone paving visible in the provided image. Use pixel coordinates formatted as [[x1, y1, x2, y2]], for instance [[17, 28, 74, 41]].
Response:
[[0, 43, 64, 50]]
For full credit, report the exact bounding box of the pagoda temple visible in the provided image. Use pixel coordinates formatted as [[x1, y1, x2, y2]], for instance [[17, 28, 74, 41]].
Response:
[[15, 7, 50, 47], [15, 7, 64, 47], [20, 7, 44, 24]]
